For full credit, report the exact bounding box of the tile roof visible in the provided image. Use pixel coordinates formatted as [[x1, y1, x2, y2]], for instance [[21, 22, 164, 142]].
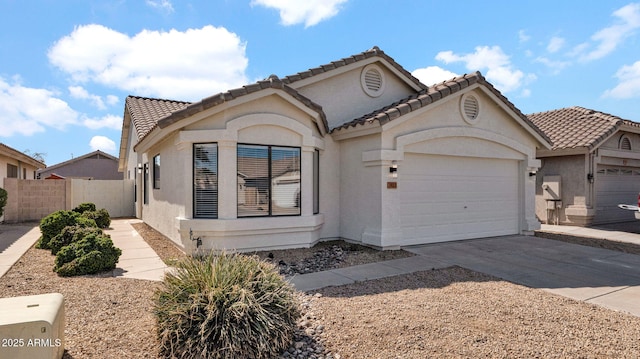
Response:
[[125, 47, 422, 144], [331, 72, 552, 145], [156, 75, 329, 133], [40, 150, 117, 172], [527, 106, 635, 150], [281, 46, 427, 91], [0, 142, 46, 168], [125, 96, 191, 140]]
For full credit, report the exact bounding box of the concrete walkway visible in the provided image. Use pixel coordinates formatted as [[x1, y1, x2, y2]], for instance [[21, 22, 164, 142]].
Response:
[[105, 219, 169, 281], [0, 219, 169, 281], [290, 226, 640, 317], [0, 224, 41, 278]]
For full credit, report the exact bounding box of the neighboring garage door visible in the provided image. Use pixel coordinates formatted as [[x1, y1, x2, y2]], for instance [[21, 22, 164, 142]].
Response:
[[594, 165, 640, 224], [399, 154, 520, 245]]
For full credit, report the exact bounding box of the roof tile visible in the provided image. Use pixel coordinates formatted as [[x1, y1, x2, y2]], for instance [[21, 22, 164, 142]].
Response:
[[528, 106, 628, 150], [332, 72, 551, 145]]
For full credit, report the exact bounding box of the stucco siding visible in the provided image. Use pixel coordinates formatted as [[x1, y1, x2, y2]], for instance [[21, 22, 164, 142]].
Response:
[[339, 133, 383, 245], [535, 155, 587, 224], [294, 64, 416, 130]]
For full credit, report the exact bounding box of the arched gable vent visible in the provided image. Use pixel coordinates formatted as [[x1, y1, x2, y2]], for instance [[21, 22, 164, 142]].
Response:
[[620, 136, 632, 150]]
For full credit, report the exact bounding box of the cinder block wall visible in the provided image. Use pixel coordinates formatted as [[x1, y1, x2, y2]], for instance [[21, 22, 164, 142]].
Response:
[[2, 178, 134, 223], [2, 178, 66, 223]]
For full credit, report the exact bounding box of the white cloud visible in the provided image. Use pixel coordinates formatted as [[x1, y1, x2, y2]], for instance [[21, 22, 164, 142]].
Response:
[[602, 60, 640, 99], [518, 30, 531, 43], [83, 114, 122, 130], [69, 85, 116, 110], [534, 56, 571, 74], [146, 0, 174, 13], [547, 36, 565, 53], [48, 24, 248, 101], [435, 46, 531, 93], [411, 66, 458, 86], [0, 77, 78, 137], [89, 135, 116, 153], [577, 3, 640, 61], [251, 0, 348, 27], [106, 95, 119, 106]]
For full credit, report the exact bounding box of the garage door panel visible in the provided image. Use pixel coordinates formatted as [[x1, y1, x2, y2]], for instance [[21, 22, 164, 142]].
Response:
[[595, 166, 640, 224], [399, 154, 519, 245]]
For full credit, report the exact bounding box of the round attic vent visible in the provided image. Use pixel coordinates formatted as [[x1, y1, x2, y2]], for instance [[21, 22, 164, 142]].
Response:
[[361, 64, 385, 98], [461, 94, 480, 124]]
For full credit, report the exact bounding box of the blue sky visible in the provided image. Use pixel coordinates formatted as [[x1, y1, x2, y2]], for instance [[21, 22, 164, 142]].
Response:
[[1, 1, 639, 166]]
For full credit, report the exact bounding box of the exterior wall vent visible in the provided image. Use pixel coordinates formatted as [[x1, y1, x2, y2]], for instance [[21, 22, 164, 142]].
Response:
[[620, 136, 631, 150], [461, 94, 480, 124], [361, 64, 385, 98]]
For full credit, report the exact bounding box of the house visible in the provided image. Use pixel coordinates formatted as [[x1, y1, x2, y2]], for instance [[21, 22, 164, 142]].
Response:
[[0, 143, 45, 181], [118, 46, 551, 252], [529, 106, 640, 226], [37, 150, 121, 180]]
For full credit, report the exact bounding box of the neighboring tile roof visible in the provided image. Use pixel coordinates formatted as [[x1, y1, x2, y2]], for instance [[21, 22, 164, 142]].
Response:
[[40, 150, 117, 172], [0, 143, 46, 168], [528, 106, 636, 150], [156, 75, 329, 133], [125, 96, 191, 140], [332, 72, 552, 145], [281, 46, 427, 91]]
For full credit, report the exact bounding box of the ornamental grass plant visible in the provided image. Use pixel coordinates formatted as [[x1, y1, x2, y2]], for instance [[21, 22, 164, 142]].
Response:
[[153, 252, 301, 359]]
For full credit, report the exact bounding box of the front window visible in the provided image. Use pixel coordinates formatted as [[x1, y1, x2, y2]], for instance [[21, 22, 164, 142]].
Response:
[[237, 144, 300, 217], [7, 164, 17, 178], [153, 155, 160, 189], [194, 143, 218, 218], [143, 163, 149, 204]]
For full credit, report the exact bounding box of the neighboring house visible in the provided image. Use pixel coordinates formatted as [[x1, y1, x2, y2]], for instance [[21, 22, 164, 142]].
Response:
[[118, 46, 552, 252], [0, 143, 45, 181], [38, 150, 121, 180], [529, 106, 640, 226]]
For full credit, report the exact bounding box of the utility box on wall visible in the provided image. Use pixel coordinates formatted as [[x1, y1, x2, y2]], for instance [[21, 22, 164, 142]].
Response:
[[542, 175, 562, 201], [0, 293, 65, 359]]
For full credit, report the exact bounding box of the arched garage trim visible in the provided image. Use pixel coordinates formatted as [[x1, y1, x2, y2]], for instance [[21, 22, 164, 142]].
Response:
[[395, 126, 536, 165]]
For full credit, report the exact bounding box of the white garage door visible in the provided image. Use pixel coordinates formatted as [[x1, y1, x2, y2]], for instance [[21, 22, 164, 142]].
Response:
[[399, 154, 520, 245], [594, 166, 640, 224]]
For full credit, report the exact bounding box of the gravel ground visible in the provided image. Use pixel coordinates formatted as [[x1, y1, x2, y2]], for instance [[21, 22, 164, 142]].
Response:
[[2, 223, 640, 358]]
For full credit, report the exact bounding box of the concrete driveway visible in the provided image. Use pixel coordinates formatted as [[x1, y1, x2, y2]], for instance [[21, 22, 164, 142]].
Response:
[[405, 235, 640, 316]]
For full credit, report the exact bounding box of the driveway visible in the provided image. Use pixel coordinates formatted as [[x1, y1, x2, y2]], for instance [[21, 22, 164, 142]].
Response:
[[405, 235, 640, 316]]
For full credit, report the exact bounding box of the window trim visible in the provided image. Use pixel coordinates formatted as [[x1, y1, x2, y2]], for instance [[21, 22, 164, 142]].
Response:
[[313, 149, 320, 215], [237, 143, 301, 218], [153, 154, 160, 189]]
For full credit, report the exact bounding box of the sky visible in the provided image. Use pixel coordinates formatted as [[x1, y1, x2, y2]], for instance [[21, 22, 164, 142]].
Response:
[[1, 1, 639, 166]]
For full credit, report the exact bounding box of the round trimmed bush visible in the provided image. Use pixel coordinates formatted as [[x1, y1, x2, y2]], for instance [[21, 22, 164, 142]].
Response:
[[37, 210, 97, 249], [153, 252, 301, 359], [49, 225, 105, 255], [81, 208, 111, 229], [72, 202, 96, 214], [54, 232, 122, 277]]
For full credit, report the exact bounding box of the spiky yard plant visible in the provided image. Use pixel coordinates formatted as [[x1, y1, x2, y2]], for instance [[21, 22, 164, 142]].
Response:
[[153, 252, 301, 359]]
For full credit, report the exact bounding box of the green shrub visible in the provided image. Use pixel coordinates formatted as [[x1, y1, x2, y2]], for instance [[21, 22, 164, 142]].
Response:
[[153, 252, 300, 359], [81, 208, 111, 229], [49, 225, 104, 255], [0, 187, 7, 218], [54, 232, 122, 277], [73, 202, 96, 214], [37, 210, 96, 249]]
